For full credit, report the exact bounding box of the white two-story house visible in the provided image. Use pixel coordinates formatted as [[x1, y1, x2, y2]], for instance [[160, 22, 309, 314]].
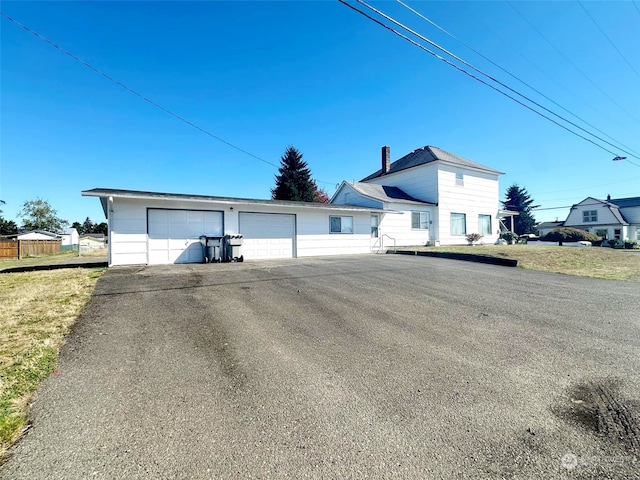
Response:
[[330, 145, 504, 248]]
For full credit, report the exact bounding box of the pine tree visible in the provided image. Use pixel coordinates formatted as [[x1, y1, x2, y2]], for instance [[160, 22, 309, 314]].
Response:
[[271, 146, 318, 202], [501, 184, 539, 234]]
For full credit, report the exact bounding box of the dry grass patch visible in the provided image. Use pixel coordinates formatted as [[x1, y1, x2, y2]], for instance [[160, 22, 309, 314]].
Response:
[[399, 245, 640, 281], [0, 267, 105, 460]]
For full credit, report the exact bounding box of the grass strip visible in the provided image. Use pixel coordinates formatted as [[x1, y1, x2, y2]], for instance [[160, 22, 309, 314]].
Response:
[[0, 267, 105, 460]]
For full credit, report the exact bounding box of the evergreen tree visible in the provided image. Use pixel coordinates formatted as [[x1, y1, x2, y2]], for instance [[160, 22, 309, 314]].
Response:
[[271, 146, 317, 202], [501, 184, 539, 234]]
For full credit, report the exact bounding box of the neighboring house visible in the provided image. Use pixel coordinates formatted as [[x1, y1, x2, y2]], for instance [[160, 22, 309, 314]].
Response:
[[536, 221, 564, 236], [83, 144, 507, 266], [330, 145, 504, 247], [563, 196, 640, 242], [79, 234, 106, 250], [61, 227, 79, 251], [5, 230, 62, 241]]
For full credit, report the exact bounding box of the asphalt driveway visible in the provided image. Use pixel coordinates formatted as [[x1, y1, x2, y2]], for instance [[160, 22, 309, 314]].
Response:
[[2, 255, 639, 479]]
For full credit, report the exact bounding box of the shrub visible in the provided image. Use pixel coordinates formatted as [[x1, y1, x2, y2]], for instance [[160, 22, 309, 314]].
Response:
[[624, 241, 638, 250], [539, 227, 601, 243], [500, 232, 518, 244], [466, 233, 483, 245]]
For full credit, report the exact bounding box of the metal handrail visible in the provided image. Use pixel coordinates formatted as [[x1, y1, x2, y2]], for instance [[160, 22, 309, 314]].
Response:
[[380, 234, 396, 253]]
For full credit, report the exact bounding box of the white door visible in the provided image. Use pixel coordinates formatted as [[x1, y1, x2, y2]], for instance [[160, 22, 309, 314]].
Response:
[[239, 212, 295, 259], [148, 209, 223, 264]]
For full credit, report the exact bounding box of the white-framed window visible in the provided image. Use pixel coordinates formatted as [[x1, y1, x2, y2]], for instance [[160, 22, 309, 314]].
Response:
[[411, 211, 430, 230], [583, 210, 597, 222], [478, 214, 492, 236], [455, 172, 464, 186], [636, 228, 640, 241], [614, 228, 621, 240], [330, 216, 353, 234], [450, 213, 466, 235], [371, 214, 379, 238]]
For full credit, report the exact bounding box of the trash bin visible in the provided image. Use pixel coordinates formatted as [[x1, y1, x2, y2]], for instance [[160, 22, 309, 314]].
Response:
[[223, 234, 244, 262], [199, 235, 223, 263]]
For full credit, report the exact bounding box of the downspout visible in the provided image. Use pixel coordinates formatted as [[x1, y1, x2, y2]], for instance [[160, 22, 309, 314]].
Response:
[[107, 196, 113, 267]]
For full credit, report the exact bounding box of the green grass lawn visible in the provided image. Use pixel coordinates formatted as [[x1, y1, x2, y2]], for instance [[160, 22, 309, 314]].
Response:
[[0, 249, 106, 271], [0, 267, 105, 461], [397, 245, 640, 281]]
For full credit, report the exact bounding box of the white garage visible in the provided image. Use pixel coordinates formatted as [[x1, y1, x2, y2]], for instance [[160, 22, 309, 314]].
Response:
[[82, 188, 378, 266], [239, 212, 296, 259], [148, 208, 223, 264]]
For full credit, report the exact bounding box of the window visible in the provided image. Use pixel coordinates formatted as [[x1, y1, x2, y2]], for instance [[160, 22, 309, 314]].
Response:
[[455, 172, 464, 186], [330, 216, 353, 234], [637, 228, 640, 241], [371, 215, 379, 238], [411, 211, 430, 230], [478, 214, 492, 236], [583, 210, 597, 222], [595, 229, 608, 239], [450, 213, 466, 235], [614, 228, 621, 240]]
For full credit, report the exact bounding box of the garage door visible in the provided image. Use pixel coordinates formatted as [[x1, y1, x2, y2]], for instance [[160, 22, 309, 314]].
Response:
[[148, 209, 223, 264], [239, 212, 295, 259]]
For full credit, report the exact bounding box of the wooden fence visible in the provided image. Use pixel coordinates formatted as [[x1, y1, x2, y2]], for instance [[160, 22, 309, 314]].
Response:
[[0, 239, 61, 260]]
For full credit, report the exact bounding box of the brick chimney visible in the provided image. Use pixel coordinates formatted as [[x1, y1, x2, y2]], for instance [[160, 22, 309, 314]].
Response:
[[381, 146, 390, 174]]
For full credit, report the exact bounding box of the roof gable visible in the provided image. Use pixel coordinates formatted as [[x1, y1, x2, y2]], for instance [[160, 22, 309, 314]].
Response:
[[349, 182, 436, 206], [361, 145, 503, 181]]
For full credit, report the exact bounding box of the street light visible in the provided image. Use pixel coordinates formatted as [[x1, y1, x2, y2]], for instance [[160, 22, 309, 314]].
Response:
[[612, 155, 640, 168]]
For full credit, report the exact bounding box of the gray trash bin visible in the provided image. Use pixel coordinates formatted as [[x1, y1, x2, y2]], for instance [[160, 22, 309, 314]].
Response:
[[223, 234, 244, 262], [199, 235, 223, 263]]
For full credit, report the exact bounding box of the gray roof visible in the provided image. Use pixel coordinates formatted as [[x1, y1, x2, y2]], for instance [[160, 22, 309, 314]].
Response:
[[349, 182, 436, 206], [361, 145, 504, 181], [609, 197, 640, 208], [82, 188, 383, 216]]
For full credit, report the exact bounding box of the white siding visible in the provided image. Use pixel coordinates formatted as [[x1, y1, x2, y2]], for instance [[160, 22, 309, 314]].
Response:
[[365, 163, 438, 203], [106, 197, 378, 265], [377, 203, 436, 248], [436, 166, 499, 245], [297, 210, 372, 257]]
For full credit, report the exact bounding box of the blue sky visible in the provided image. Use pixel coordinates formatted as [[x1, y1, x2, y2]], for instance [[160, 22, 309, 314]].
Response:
[[1, 0, 639, 226]]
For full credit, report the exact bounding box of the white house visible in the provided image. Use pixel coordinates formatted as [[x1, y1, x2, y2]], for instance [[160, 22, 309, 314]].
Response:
[[61, 227, 79, 251], [563, 196, 640, 242], [79, 234, 106, 250], [12, 230, 61, 240], [81, 189, 383, 266], [330, 146, 504, 247], [84, 144, 506, 266]]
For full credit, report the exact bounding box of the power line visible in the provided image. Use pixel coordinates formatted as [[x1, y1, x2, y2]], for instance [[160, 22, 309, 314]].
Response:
[[0, 11, 338, 187], [578, 1, 640, 81], [340, 0, 639, 160], [396, 0, 640, 158], [507, 1, 640, 126]]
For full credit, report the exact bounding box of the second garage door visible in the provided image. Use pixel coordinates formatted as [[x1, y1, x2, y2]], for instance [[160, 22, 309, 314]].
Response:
[[239, 212, 296, 259]]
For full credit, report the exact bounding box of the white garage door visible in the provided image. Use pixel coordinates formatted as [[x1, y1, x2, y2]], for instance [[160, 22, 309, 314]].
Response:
[[148, 209, 223, 264], [239, 212, 295, 259]]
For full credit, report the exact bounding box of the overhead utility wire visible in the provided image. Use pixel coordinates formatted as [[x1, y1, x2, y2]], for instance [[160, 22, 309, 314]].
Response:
[[396, 0, 640, 158], [578, 1, 640, 81], [346, 0, 640, 160], [0, 12, 337, 186], [506, 1, 640, 125]]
